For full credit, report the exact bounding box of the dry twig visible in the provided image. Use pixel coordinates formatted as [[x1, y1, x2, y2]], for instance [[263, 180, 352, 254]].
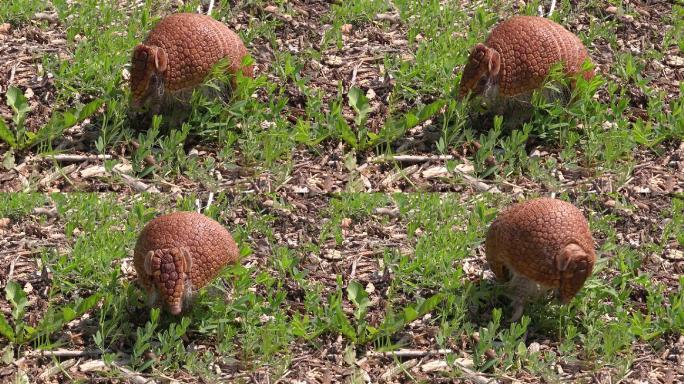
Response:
[[370, 154, 454, 164], [40, 154, 113, 163]]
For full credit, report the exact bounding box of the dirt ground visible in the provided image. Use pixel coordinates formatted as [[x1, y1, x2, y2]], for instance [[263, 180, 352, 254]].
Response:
[[0, 0, 682, 195], [0, 0, 683, 383]]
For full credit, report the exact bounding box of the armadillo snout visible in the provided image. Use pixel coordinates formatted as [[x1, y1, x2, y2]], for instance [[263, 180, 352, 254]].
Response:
[[168, 302, 183, 315]]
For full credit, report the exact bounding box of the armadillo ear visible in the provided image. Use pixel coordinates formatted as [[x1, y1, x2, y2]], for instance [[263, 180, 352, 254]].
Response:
[[143, 251, 155, 276], [153, 47, 168, 73], [488, 49, 501, 78], [180, 247, 192, 272], [133, 45, 148, 60], [132, 45, 149, 70], [471, 43, 488, 60], [556, 243, 585, 271]]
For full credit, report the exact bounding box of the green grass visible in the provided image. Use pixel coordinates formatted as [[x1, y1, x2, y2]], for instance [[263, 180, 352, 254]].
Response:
[[0, 0, 681, 192], [0, 0, 682, 381], [1, 193, 680, 381]]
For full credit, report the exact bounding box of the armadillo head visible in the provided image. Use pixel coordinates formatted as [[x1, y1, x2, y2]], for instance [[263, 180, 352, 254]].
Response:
[[130, 44, 169, 111], [457, 43, 501, 100], [143, 247, 194, 315], [555, 242, 595, 304]]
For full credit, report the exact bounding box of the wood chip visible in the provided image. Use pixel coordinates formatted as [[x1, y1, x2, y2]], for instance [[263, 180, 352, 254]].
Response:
[[421, 360, 450, 372], [79, 360, 108, 372]]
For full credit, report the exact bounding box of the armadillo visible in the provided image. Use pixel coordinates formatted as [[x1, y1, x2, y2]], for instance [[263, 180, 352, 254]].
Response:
[[129, 13, 253, 113], [485, 197, 596, 321], [133, 211, 239, 315], [458, 16, 594, 114]]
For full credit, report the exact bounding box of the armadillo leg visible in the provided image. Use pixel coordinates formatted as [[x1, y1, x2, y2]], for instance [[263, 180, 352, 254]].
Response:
[[507, 273, 546, 322], [509, 296, 526, 322]]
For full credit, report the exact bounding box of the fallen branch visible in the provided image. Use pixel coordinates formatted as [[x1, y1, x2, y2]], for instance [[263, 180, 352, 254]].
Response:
[[548, 0, 557, 17], [117, 172, 160, 193], [38, 164, 77, 187], [41, 154, 113, 163], [380, 359, 419, 381], [368, 350, 496, 383], [381, 164, 419, 186], [32, 207, 59, 218], [459, 172, 500, 193], [25, 349, 103, 358], [79, 360, 108, 372], [370, 154, 454, 164], [367, 348, 453, 358], [458, 365, 498, 384], [33, 12, 59, 23], [375, 12, 401, 24]]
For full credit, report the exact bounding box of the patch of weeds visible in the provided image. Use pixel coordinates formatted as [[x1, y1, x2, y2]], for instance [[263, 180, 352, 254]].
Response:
[[388, 1, 497, 104], [326, 276, 443, 347], [0, 280, 100, 356], [0, 85, 104, 159], [0, 193, 48, 218], [322, 0, 393, 50], [662, 198, 684, 247], [321, 193, 391, 244], [0, 0, 48, 24]]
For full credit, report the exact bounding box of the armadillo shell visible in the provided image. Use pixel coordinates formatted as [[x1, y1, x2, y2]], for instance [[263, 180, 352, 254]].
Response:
[[485, 198, 595, 298], [486, 16, 591, 97], [133, 211, 239, 297], [143, 13, 252, 92]]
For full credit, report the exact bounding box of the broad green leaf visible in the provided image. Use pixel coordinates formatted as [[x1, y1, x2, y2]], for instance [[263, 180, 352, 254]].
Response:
[[333, 304, 356, 343], [2, 148, 15, 169], [61, 307, 77, 323], [78, 98, 104, 121], [416, 293, 443, 315], [517, 341, 527, 356], [61, 111, 78, 128], [348, 87, 370, 126], [5, 281, 28, 319], [0, 119, 17, 147], [347, 281, 362, 304], [336, 118, 357, 148], [0, 315, 15, 342], [75, 292, 101, 315], [347, 88, 363, 113], [6, 86, 29, 116], [347, 280, 370, 318], [416, 99, 446, 120], [402, 307, 419, 323], [2, 345, 13, 365]]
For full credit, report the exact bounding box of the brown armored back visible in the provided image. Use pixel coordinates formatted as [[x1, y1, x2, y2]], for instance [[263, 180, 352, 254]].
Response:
[[485, 198, 595, 303], [485, 16, 592, 97], [133, 211, 239, 314], [143, 13, 252, 92]]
